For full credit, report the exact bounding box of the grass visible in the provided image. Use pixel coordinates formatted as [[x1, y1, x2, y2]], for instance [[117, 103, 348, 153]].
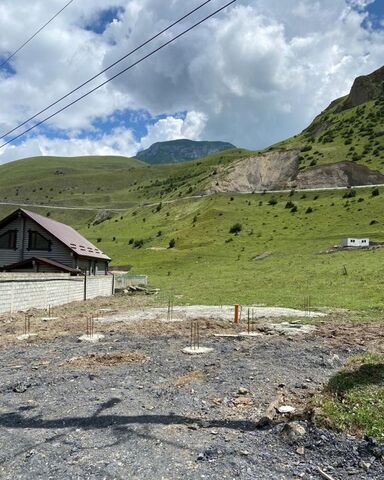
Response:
[[0, 148, 257, 214], [74, 186, 384, 310], [271, 97, 384, 173], [318, 353, 384, 440]]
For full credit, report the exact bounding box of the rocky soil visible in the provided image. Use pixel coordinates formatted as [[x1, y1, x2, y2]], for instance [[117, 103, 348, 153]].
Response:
[[0, 300, 383, 479], [209, 152, 384, 193]]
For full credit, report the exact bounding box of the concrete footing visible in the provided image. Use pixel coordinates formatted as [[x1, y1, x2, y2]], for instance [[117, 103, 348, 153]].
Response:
[[182, 347, 214, 355], [78, 333, 105, 343]]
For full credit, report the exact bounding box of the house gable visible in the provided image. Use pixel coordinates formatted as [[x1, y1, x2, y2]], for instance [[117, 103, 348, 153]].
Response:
[[0, 209, 111, 275]]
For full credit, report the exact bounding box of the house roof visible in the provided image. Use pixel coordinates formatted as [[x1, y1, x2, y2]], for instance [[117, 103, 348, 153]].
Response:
[[0, 209, 110, 261], [3, 256, 82, 274]]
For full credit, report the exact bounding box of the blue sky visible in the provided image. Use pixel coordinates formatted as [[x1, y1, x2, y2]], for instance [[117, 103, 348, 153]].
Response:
[[0, 0, 383, 163]]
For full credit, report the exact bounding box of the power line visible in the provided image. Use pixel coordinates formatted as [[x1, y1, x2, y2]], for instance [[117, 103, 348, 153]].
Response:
[[0, 0, 214, 141], [0, 0, 75, 70], [0, 0, 237, 149]]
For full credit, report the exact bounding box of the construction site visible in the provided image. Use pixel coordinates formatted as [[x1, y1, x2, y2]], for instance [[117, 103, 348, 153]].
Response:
[[0, 294, 383, 480]]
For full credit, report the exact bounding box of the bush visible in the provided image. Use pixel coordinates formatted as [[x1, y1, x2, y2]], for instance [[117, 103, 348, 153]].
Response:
[[290, 205, 298, 213], [301, 145, 313, 152], [128, 238, 134, 245], [133, 239, 144, 248], [168, 238, 176, 249], [305, 207, 313, 214], [343, 189, 356, 198], [229, 223, 242, 235], [372, 188, 380, 197], [285, 201, 295, 209], [268, 198, 277, 206], [97, 238, 102, 243]]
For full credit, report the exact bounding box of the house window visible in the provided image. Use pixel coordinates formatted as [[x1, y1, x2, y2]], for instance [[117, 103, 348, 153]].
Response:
[[0, 230, 17, 250], [28, 230, 51, 251]]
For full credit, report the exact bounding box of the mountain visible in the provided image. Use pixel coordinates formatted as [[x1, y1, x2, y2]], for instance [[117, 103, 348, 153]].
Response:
[[207, 65, 384, 193], [273, 64, 384, 171], [135, 139, 236, 164]]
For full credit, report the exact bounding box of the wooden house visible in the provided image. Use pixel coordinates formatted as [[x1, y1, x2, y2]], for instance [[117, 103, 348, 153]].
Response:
[[0, 208, 110, 275]]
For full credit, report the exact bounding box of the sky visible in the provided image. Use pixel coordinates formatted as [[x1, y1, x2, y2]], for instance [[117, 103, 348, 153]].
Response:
[[0, 0, 383, 164]]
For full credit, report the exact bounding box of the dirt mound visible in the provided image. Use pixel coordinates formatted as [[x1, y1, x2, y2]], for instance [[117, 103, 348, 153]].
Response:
[[208, 150, 299, 193], [64, 351, 148, 368], [208, 152, 384, 193], [293, 161, 384, 189]]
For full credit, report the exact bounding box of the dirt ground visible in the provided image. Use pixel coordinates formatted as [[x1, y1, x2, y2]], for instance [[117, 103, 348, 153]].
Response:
[[0, 295, 383, 479]]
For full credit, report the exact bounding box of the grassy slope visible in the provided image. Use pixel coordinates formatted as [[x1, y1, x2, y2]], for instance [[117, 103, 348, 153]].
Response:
[[0, 149, 254, 216], [319, 353, 384, 439], [77, 187, 384, 311], [271, 97, 384, 173], [1, 151, 383, 311]]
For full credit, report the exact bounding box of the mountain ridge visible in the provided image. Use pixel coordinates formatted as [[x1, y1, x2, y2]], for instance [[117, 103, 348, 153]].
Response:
[[135, 139, 236, 164]]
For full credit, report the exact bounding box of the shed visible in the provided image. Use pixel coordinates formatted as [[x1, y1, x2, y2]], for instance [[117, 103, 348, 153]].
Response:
[[341, 238, 369, 248]]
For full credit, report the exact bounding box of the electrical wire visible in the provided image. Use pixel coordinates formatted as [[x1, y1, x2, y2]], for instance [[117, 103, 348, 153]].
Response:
[[0, 0, 237, 149], [0, 0, 214, 141], [0, 0, 75, 70]]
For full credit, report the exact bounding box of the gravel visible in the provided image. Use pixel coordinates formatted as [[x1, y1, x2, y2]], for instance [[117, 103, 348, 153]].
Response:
[[0, 321, 382, 479]]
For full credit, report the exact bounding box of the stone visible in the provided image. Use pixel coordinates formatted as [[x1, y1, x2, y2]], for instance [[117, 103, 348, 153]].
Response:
[[255, 416, 273, 429], [277, 405, 296, 414], [281, 422, 306, 441], [13, 383, 31, 393], [238, 387, 249, 395], [296, 446, 305, 455]]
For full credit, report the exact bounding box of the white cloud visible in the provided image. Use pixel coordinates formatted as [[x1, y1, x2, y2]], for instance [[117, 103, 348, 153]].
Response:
[[137, 111, 207, 151], [0, 112, 205, 163], [0, 0, 383, 164]]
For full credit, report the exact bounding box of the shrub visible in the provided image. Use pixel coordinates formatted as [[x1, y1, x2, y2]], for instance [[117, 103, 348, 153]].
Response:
[[372, 188, 380, 197], [168, 238, 176, 249], [301, 145, 313, 152], [97, 238, 102, 243], [133, 239, 144, 248], [128, 238, 134, 245], [155, 202, 162, 212], [268, 198, 277, 206], [305, 207, 313, 214], [370, 220, 378, 225], [229, 223, 242, 235], [343, 190, 356, 198], [285, 201, 295, 209], [290, 205, 298, 213], [157, 231, 162, 237]]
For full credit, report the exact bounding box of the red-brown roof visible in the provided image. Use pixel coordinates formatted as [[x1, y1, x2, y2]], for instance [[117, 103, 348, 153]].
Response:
[[3, 256, 82, 274], [0, 209, 110, 261]]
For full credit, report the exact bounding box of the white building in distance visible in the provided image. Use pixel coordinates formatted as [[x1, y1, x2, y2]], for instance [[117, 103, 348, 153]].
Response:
[[341, 238, 369, 248]]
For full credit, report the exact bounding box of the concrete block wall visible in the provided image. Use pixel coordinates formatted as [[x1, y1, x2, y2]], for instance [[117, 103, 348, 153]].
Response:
[[0, 273, 114, 314], [85, 276, 114, 299]]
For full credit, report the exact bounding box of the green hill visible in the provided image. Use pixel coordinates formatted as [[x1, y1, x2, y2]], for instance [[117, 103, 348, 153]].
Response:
[[271, 65, 384, 173]]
